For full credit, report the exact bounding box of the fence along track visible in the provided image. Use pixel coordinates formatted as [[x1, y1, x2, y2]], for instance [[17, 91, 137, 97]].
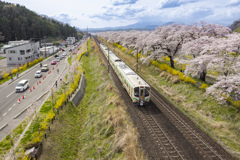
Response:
[[137, 105, 185, 160], [150, 90, 224, 160]]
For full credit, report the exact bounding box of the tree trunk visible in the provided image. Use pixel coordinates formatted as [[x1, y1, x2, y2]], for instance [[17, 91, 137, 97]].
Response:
[[200, 70, 206, 82], [169, 56, 175, 68], [224, 70, 228, 76]]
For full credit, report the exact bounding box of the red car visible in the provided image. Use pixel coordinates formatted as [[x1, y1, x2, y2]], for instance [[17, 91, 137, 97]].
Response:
[[62, 49, 65, 51], [51, 60, 56, 65]]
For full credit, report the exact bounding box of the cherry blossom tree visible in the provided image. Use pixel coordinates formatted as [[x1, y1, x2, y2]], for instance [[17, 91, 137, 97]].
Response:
[[206, 74, 240, 103], [142, 22, 231, 68], [179, 36, 215, 81], [207, 33, 240, 77]]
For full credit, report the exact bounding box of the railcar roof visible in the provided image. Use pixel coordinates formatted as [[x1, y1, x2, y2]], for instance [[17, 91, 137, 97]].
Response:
[[109, 54, 121, 62], [117, 63, 149, 88], [100, 44, 150, 88]]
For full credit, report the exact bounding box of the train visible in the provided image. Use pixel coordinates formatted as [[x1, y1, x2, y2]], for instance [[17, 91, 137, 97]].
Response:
[[99, 43, 150, 106]]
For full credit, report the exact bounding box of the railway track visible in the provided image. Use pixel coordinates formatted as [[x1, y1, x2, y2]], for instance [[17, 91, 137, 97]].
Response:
[[150, 89, 224, 160], [137, 104, 185, 160], [93, 37, 234, 160]]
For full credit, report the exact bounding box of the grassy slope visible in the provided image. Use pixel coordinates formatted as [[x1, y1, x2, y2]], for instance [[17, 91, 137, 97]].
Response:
[[39, 40, 144, 160], [234, 27, 240, 33], [105, 42, 240, 158]]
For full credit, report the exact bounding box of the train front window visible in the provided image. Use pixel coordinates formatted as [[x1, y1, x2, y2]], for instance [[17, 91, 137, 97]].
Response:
[[140, 90, 144, 96], [145, 89, 149, 96], [134, 87, 139, 97]]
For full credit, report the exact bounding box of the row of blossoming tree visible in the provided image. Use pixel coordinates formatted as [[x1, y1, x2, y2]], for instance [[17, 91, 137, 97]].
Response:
[[97, 22, 240, 105]]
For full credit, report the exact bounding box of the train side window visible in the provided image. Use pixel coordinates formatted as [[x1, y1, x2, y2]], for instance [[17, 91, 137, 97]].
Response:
[[134, 87, 139, 97]]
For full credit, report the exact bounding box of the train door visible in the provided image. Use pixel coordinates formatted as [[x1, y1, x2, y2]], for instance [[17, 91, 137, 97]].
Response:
[[139, 86, 145, 106]]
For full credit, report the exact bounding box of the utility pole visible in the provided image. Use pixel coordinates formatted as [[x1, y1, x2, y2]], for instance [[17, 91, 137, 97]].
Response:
[[136, 48, 138, 72], [108, 48, 110, 73], [87, 26, 88, 38], [45, 44, 46, 58]]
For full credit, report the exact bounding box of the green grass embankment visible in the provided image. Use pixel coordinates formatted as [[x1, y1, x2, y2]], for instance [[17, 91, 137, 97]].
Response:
[[39, 39, 145, 160]]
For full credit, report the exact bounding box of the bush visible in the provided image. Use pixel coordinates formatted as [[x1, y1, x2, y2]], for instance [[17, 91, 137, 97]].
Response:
[[233, 101, 240, 109], [40, 122, 48, 131], [200, 84, 208, 92], [150, 60, 196, 85], [3, 73, 9, 79], [31, 132, 43, 143], [12, 68, 18, 74], [46, 112, 55, 122], [78, 51, 86, 61]]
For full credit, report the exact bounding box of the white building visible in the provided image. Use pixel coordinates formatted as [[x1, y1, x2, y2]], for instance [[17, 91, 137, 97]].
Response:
[[66, 37, 76, 45], [4, 40, 41, 65], [40, 46, 58, 56]]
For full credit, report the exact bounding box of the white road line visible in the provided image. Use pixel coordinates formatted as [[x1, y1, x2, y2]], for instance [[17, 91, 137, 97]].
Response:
[[9, 108, 12, 111], [6, 91, 14, 98], [3, 113, 6, 116], [13, 103, 16, 106]]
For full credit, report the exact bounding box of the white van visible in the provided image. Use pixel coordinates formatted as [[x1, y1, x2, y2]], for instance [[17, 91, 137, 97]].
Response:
[[15, 79, 29, 92]]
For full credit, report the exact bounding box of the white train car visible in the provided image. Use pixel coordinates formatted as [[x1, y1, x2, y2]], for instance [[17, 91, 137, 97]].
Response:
[[100, 43, 150, 106]]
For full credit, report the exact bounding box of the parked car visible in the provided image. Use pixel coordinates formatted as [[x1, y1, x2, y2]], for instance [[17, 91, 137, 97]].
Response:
[[59, 56, 63, 60], [15, 79, 29, 92], [54, 54, 59, 58], [51, 60, 56, 65], [55, 57, 60, 62], [62, 52, 67, 57], [62, 49, 65, 51], [69, 49, 72, 52], [41, 64, 49, 72], [35, 70, 42, 78]]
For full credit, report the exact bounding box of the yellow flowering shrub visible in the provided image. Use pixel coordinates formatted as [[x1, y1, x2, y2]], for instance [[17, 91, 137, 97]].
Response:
[[40, 122, 48, 131], [182, 64, 187, 70], [3, 73, 9, 79], [46, 112, 55, 122], [233, 101, 240, 109], [78, 51, 86, 61], [12, 68, 18, 74], [31, 132, 43, 143], [150, 60, 196, 85], [200, 84, 208, 92]]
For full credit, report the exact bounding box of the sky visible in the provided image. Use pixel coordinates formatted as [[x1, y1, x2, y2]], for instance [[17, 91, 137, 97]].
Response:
[[3, 0, 240, 29]]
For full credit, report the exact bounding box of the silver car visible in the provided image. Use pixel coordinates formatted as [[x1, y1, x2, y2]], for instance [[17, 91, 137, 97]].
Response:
[[62, 52, 67, 57], [55, 57, 60, 62], [35, 70, 42, 78]]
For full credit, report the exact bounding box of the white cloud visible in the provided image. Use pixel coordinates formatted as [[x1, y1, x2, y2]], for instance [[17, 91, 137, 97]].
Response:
[[3, 0, 239, 28], [227, 0, 240, 7], [50, 13, 80, 24]]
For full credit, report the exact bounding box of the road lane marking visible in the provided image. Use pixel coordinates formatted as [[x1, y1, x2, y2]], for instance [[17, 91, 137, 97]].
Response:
[[13, 103, 16, 106], [3, 113, 6, 116], [6, 91, 14, 98], [9, 108, 12, 111]]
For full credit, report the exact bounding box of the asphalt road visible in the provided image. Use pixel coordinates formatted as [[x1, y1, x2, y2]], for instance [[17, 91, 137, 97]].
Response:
[[0, 47, 72, 140]]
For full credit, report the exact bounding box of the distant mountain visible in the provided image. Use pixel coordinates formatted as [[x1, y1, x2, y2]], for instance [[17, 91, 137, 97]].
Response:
[[80, 21, 175, 32], [229, 20, 240, 31]]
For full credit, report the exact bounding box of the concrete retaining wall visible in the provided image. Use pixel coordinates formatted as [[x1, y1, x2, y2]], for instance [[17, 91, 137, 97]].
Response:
[[71, 73, 86, 107]]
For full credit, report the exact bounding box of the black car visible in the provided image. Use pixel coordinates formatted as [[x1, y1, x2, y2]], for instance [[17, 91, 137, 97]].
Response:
[[54, 54, 59, 58]]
